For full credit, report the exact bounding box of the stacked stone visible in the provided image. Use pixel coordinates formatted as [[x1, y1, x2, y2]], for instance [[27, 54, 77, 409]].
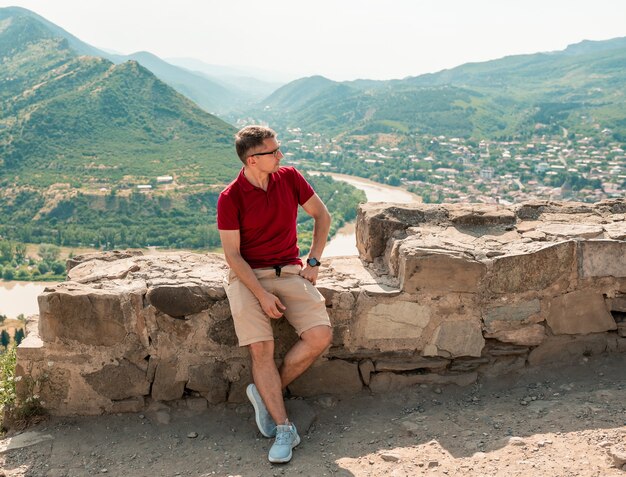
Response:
[[15, 200, 626, 415], [17, 252, 249, 414], [348, 199, 626, 388]]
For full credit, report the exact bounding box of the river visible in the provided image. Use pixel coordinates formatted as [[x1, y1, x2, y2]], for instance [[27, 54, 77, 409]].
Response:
[[308, 172, 421, 257], [0, 281, 54, 319], [0, 173, 419, 318]]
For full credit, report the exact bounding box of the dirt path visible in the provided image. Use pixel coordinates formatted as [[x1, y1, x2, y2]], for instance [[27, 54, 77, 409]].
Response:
[[2, 353, 626, 477]]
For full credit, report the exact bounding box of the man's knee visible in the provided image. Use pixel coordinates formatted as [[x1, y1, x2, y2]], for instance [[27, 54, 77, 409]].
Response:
[[249, 340, 275, 364], [302, 325, 332, 351]]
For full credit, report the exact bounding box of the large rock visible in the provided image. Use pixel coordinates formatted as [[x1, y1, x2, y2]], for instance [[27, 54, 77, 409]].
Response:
[[546, 291, 616, 335], [486, 241, 576, 293], [483, 300, 541, 330], [356, 203, 448, 261], [580, 240, 626, 278], [288, 359, 362, 397], [424, 319, 485, 358], [152, 358, 186, 401], [397, 247, 485, 293], [83, 360, 150, 400], [187, 362, 229, 404], [147, 284, 213, 318], [361, 300, 431, 340], [38, 286, 143, 346]]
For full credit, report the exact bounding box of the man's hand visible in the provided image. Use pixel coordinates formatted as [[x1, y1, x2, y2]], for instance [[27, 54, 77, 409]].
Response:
[[257, 290, 286, 319], [300, 265, 320, 285]]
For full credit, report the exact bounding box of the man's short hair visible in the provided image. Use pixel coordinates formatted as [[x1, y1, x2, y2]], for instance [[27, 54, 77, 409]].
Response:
[[235, 125, 277, 164]]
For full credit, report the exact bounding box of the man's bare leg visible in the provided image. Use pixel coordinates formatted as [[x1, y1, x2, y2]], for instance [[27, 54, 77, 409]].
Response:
[[280, 325, 332, 388], [249, 340, 288, 425]]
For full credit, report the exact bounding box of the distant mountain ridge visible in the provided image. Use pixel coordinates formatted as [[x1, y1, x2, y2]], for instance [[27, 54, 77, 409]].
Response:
[[0, 6, 279, 114], [255, 37, 626, 141]]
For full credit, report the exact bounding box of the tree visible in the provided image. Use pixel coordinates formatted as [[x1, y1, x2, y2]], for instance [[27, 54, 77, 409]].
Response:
[[38, 244, 61, 263], [13, 328, 25, 345], [14, 243, 27, 264], [0, 241, 13, 264], [0, 330, 10, 348]]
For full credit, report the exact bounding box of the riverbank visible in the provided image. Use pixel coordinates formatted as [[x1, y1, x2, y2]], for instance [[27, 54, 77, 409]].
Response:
[[308, 171, 422, 203], [313, 172, 421, 257]]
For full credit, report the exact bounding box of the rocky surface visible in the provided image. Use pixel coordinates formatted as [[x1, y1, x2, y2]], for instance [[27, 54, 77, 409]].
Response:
[[2, 353, 625, 476], [13, 200, 626, 416]]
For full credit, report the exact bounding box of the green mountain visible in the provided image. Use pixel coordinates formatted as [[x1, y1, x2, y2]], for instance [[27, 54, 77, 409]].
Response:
[[255, 38, 626, 141], [114, 51, 238, 114], [0, 7, 261, 115], [0, 7, 240, 250], [0, 8, 239, 188]]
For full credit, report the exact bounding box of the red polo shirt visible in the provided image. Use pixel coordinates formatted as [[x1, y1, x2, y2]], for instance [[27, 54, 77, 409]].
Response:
[[217, 166, 315, 269]]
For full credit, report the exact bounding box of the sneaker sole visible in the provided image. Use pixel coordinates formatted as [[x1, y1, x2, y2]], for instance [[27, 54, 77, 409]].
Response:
[[246, 385, 274, 438], [268, 434, 301, 464]]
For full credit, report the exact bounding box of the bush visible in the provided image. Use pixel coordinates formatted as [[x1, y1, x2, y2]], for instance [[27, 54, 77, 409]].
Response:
[[37, 262, 49, 274], [2, 267, 15, 280], [0, 344, 17, 414], [0, 343, 46, 429], [50, 261, 66, 275]]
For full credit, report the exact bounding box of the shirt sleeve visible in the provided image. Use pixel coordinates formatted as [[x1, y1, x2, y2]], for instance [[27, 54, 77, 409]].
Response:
[[217, 191, 240, 230], [292, 168, 315, 205]]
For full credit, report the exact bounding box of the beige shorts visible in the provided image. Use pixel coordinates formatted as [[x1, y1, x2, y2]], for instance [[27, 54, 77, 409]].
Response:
[[224, 264, 331, 346]]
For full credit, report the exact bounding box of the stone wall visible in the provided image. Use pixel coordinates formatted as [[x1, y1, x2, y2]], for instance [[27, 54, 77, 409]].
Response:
[[16, 200, 626, 415]]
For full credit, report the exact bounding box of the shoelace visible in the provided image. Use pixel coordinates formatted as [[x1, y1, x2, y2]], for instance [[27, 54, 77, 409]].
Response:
[[275, 427, 294, 445]]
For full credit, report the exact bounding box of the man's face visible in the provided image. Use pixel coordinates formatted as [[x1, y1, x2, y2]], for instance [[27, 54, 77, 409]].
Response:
[[248, 137, 283, 173]]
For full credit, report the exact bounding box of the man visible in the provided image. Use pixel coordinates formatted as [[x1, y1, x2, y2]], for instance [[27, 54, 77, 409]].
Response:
[[217, 125, 332, 464]]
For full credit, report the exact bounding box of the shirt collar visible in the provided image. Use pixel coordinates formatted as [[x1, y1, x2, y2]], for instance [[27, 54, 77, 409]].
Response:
[[236, 167, 278, 192]]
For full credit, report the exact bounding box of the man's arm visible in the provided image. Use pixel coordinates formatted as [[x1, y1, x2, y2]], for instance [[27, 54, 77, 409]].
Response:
[[219, 229, 286, 318], [300, 193, 331, 285]]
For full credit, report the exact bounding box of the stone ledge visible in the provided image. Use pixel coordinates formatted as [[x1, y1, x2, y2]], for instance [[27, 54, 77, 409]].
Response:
[[15, 200, 626, 415]]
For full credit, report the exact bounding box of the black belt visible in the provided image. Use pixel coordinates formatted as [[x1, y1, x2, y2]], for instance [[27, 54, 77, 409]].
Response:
[[273, 265, 283, 277]]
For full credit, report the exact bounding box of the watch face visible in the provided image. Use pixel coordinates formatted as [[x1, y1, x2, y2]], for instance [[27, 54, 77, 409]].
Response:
[[307, 258, 320, 267]]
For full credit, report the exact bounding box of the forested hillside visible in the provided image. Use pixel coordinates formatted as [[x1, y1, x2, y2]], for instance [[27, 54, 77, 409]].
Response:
[[255, 37, 626, 142]]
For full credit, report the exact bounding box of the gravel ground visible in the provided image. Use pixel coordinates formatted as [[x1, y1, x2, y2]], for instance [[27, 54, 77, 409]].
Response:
[[1, 352, 625, 477]]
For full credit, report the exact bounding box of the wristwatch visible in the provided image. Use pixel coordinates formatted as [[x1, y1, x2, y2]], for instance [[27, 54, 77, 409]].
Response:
[[306, 257, 321, 267]]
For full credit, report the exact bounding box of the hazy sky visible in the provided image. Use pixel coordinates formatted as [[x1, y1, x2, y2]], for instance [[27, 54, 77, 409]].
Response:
[[2, 0, 626, 81]]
